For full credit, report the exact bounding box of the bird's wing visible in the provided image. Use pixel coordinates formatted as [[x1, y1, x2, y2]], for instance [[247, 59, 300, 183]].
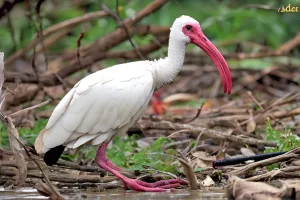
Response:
[[36, 62, 154, 153]]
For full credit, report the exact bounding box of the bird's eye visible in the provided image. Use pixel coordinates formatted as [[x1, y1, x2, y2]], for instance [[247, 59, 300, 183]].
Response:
[[186, 25, 192, 31]]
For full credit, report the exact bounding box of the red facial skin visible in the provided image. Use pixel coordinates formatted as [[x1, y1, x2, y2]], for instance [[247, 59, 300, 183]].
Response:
[[182, 23, 232, 94]]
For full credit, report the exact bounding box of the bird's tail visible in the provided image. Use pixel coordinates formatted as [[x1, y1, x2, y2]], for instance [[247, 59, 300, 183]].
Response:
[[34, 129, 46, 154], [43, 145, 65, 166], [35, 128, 65, 166]]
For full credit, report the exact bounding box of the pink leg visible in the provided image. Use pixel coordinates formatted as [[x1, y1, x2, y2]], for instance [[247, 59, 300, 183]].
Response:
[[101, 154, 122, 171], [95, 142, 188, 192]]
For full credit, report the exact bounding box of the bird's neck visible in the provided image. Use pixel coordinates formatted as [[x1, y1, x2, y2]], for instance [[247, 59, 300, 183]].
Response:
[[152, 39, 187, 88]]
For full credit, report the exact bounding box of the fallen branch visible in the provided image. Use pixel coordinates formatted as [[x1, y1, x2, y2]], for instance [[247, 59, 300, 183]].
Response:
[[101, 1, 146, 59], [0, 0, 23, 20], [5, 11, 109, 66], [246, 166, 300, 181], [2, 117, 27, 186], [5, 36, 169, 84], [0, 167, 117, 183], [138, 120, 277, 147]]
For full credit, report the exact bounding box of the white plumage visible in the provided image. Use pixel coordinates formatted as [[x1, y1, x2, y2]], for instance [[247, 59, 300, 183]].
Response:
[[37, 62, 155, 153]]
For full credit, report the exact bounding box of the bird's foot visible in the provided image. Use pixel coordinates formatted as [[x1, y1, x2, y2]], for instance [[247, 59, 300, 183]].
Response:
[[123, 178, 188, 192], [96, 142, 188, 192]]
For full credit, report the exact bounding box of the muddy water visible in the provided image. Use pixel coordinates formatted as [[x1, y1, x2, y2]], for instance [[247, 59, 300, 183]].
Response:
[[0, 187, 227, 200]]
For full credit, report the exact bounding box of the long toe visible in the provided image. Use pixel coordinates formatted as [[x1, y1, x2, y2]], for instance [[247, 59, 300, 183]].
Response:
[[125, 179, 188, 192], [136, 179, 188, 188]]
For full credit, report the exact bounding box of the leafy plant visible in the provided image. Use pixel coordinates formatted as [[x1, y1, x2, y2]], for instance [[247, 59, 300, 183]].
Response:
[[264, 119, 299, 170], [0, 119, 47, 148], [106, 136, 180, 174]]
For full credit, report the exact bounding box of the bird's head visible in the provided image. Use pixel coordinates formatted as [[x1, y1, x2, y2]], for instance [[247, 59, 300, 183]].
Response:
[[171, 15, 232, 94]]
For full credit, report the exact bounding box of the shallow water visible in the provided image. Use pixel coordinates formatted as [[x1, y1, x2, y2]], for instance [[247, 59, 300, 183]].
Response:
[[0, 187, 227, 200]]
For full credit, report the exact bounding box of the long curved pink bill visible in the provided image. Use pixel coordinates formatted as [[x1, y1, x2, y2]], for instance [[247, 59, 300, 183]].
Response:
[[193, 34, 232, 94]]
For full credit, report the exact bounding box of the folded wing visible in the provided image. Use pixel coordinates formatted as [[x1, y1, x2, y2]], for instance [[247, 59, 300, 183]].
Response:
[[35, 62, 154, 153]]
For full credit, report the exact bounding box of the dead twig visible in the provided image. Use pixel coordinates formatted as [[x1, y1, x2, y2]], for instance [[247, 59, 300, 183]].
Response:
[[181, 105, 203, 123], [1, 116, 27, 186], [138, 120, 277, 147], [101, 1, 146, 60], [0, 0, 23, 19], [246, 166, 300, 181], [35, 0, 48, 72], [5, 11, 109, 66], [177, 155, 198, 190], [8, 99, 51, 117], [76, 32, 85, 67]]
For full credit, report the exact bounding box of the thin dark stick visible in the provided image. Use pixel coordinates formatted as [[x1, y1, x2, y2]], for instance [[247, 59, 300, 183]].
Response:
[[174, 0, 182, 15], [212, 152, 286, 168], [35, 0, 48, 71], [182, 104, 203, 123], [24, 0, 38, 75], [77, 32, 85, 67], [6, 10, 17, 51], [8, 99, 51, 117], [101, 1, 146, 60]]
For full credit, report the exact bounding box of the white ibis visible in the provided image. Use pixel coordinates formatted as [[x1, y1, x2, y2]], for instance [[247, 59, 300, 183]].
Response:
[[35, 15, 232, 192]]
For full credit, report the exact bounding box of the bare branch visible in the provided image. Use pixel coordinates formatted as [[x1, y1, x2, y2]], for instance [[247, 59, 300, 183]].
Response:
[[101, 2, 146, 59], [76, 32, 85, 67], [0, 0, 23, 20], [8, 99, 51, 117], [5, 11, 109, 66]]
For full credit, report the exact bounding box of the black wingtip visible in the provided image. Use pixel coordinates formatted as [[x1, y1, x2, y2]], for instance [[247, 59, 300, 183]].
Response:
[[44, 145, 65, 166]]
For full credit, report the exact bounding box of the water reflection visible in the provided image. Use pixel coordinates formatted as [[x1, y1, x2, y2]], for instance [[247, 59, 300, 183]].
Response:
[[0, 187, 227, 200]]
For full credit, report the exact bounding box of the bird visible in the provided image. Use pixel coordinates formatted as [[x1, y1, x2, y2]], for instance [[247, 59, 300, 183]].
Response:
[[34, 15, 232, 192]]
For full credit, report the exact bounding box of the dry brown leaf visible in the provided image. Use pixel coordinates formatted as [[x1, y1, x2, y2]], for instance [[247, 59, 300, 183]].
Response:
[[196, 159, 209, 169], [192, 151, 216, 169], [44, 86, 65, 100], [11, 59, 35, 75], [35, 110, 52, 119], [228, 176, 287, 200], [32, 91, 46, 104], [246, 118, 256, 133], [192, 151, 216, 161], [163, 93, 198, 105], [240, 147, 255, 157], [5, 83, 39, 106]]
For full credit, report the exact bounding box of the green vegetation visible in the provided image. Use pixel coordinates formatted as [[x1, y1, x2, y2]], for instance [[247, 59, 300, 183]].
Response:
[[0, 119, 181, 174], [264, 119, 299, 170], [264, 119, 299, 153], [107, 136, 180, 173], [0, 119, 48, 147], [73, 136, 181, 174]]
